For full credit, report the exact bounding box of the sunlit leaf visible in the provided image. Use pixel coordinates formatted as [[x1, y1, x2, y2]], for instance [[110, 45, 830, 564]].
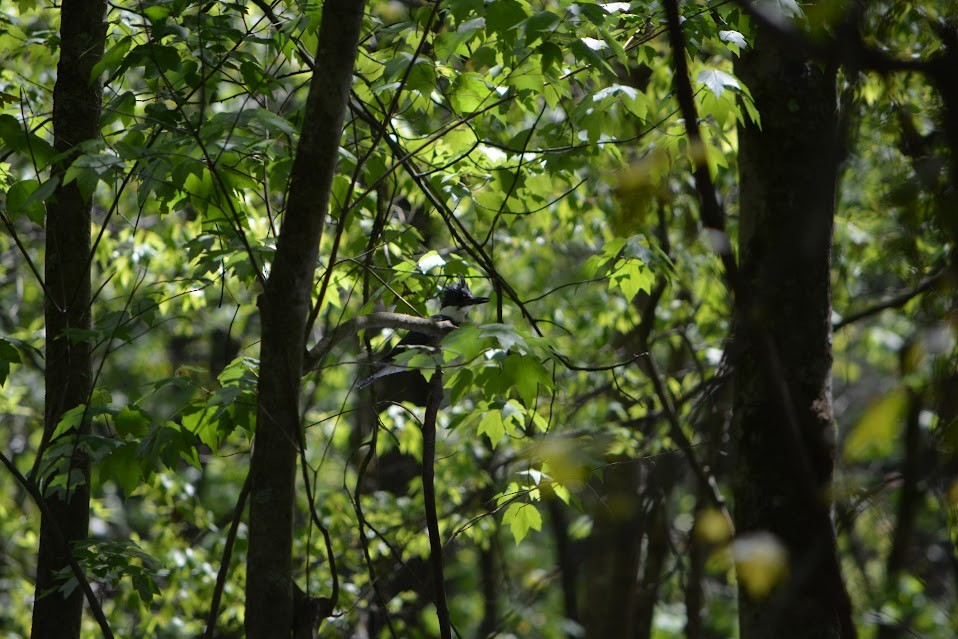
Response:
[[719, 30, 747, 49], [609, 258, 654, 302], [697, 69, 741, 98], [502, 501, 542, 544], [478, 409, 505, 443]]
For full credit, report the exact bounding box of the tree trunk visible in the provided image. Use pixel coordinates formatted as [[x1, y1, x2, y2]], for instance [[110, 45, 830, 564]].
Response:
[[244, 1, 365, 637], [732, 17, 854, 639], [33, 2, 107, 637], [582, 458, 642, 638]]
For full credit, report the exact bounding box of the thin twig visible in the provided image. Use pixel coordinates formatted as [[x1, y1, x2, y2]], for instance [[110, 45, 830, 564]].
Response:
[[0, 450, 114, 639], [644, 355, 732, 524], [203, 472, 251, 639], [0, 210, 48, 298], [834, 271, 944, 330], [298, 441, 338, 629]]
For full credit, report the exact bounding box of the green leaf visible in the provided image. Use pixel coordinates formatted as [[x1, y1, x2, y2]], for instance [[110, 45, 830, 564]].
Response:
[[843, 388, 909, 462], [143, 4, 172, 21], [6, 179, 51, 224], [434, 17, 485, 60], [182, 405, 230, 450], [477, 409, 505, 443], [445, 368, 475, 406], [583, 252, 612, 278], [0, 338, 21, 386], [101, 90, 137, 128], [137, 422, 200, 472], [486, 0, 527, 37], [244, 107, 299, 138], [73, 540, 160, 605], [479, 323, 528, 352], [404, 351, 439, 375], [609, 258, 654, 301], [90, 35, 133, 82], [114, 405, 151, 438], [382, 54, 435, 93], [502, 353, 553, 405], [62, 164, 100, 202], [502, 501, 542, 544], [52, 403, 111, 439], [0, 114, 56, 169], [240, 60, 271, 96], [98, 442, 143, 495], [132, 571, 160, 604], [449, 72, 491, 114], [131, 43, 181, 74], [569, 39, 616, 80], [441, 323, 486, 362], [522, 11, 561, 46]]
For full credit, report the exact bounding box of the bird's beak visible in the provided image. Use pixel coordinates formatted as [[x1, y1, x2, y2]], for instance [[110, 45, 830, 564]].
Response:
[[466, 296, 489, 306]]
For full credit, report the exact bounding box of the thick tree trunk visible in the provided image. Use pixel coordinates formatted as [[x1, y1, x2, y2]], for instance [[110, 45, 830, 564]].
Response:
[[244, 1, 365, 637], [732, 18, 854, 639], [33, 2, 107, 637]]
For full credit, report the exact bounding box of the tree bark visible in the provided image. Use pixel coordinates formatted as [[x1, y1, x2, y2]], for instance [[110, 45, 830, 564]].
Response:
[[582, 458, 641, 639], [733, 16, 855, 639], [33, 2, 107, 637], [244, 1, 365, 637]]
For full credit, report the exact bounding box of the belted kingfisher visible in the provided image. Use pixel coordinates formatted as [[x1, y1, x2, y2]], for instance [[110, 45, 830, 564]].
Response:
[[358, 279, 488, 408]]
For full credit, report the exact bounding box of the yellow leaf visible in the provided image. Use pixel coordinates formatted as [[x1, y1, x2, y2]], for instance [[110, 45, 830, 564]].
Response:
[[843, 388, 908, 462], [694, 508, 734, 545], [732, 532, 788, 599]]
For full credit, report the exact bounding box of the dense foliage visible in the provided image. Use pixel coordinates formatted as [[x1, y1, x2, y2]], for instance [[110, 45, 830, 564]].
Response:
[[1, 0, 956, 637]]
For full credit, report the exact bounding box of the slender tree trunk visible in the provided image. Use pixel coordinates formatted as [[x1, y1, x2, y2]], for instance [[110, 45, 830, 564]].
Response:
[[33, 2, 107, 637], [632, 487, 670, 638], [732, 17, 855, 639], [582, 458, 642, 639], [244, 1, 365, 637], [546, 498, 579, 631]]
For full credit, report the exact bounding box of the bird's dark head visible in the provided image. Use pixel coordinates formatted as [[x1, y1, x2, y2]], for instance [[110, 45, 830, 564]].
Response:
[[438, 278, 488, 322]]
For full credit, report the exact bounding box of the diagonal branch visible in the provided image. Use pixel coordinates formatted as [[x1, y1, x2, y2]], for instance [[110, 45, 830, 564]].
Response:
[[834, 270, 945, 330], [203, 472, 251, 639], [303, 312, 457, 373]]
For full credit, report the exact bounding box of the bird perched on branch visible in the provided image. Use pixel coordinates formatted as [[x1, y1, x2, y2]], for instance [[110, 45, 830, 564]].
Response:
[[358, 278, 488, 409]]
